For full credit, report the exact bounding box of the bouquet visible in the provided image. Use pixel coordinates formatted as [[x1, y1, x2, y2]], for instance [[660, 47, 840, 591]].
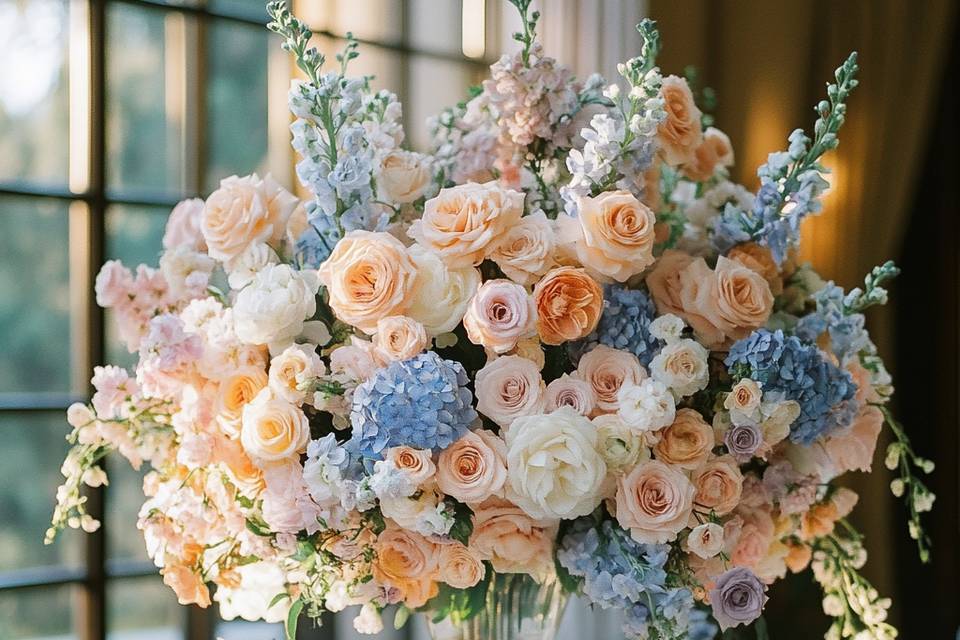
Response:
[[48, 1, 935, 638]]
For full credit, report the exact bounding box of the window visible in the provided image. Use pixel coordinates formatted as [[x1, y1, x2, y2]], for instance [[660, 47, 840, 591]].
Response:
[[0, 1, 494, 639]]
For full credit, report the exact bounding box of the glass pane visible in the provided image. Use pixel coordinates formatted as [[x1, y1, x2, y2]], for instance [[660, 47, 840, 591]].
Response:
[[106, 459, 150, 563], [0, 196, 72, 394], [302, 0, 402, 44], [0, 413, 81, 572], [406, 56, 481, 151], [107, 576, 184, 640], [311, 36, 403, 95], [208, 0, 268, 21], [214, 620, 284, 640], [408, 0, 462, 56], [0, 586, 75, 639], [107, 3, 185, 196], [205, 20, 269, 192], [0, 0, 69, 187]]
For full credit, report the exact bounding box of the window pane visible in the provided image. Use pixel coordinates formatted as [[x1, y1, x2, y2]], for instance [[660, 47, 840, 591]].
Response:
[[0, 413, 81, 573], [406, 56, 481, 151], [0, 586, 75, 639], [408, 0, 462, 56], [107, 4, 186, 197], [0, 196, 72, 394], [0, 0, 69, 187], [106, 459, 150, 564], [208, 0, 268, 21], [302, 0, 403, 44], [108, 576, 184, 640], [205, 21, 269, 193]]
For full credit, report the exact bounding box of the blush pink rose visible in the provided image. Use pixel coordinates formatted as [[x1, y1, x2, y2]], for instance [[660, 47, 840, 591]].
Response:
[[488, 211, 556, 285], [475, 355, 546, 428], [575, 345, 646, 414], [616, 460, 695, 544], [375, 316, 428, 362], [436, 430, 508, 504], [463, 279, 538, 354], [545, 373, 596, 416], [683, 256, 774, 347], [163, 198, 207, 251]]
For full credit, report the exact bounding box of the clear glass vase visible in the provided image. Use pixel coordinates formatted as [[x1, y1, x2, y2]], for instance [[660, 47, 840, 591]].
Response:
[[425, 573, 568, 640]]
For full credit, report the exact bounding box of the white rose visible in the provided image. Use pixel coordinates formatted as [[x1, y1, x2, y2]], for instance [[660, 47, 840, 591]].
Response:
[[240, 390, 310, 462], [593, 414, 649, 473], [687, 522, 724, 559], [505, 407, 607, 520], [405, 244, 481, 335], [475, 355, 546, 429], [648, 313, 686, 343], [377, 150, 432, 204], [233, 264, 319, 346], [269, 343, 325, 404], [227, 242, 279, 290], [617, 379, 676, 432], [650, 338, 709, 398]]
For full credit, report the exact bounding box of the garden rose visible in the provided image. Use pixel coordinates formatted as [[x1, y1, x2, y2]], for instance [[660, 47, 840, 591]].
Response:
[[488, 211, 556, 285], [373, 528, 438, 608], [687, 522, 724, 559], [728, 242, 783, 296], [654, 409, 714, 470], [377, 150, 431, 204], [725, 379, 763, 420], [268, 343, 324, 404], [233, 264, 319, 346], [318, 231, 418, 334], [657, 75, 703, 166], [533, 267, 604, 345], [216, 367, 269, 437], [693, 455, 743, 516], [405, 244, 481, 335], [163, 198, 206, 251], [436, 430, 508, 504], [617, 378, 676, 432], [386, 446, 436, 487], [616, 459, 695, 544], [650, 338, 710, 397], [470, 498, 556, 577], [645, 249, 695, 317], [475, 355, 546, 428], [438, 543, 485, 589], [576, 345, 646, 414], [463, 279, 537, 354], [683, 127, 734, 182], [594, 414, 649, 474], [375, 316, 428, 362], [545, 374, 596, 416], [685, 256, 774, 346], [240, 391, 310, 463], [709, 567, 767, 630]]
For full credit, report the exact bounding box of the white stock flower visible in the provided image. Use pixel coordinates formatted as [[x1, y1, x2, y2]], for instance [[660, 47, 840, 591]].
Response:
[[159, 246, 215, 299], [214, 562, 290, 623], [233, 264, 319, 346]]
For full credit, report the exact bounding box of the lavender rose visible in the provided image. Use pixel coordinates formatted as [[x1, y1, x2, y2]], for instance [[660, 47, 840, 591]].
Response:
[[725, 422, 763, 461], [709, 567, 768, 630]]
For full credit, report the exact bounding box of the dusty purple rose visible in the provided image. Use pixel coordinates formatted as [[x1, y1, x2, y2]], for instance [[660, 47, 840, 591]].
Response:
[[709, 566, 768, 630], [724, 422, 763, 461]]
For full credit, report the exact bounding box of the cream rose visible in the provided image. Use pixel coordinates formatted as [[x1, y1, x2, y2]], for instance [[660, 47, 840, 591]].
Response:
[[233, 264, 319, 346], [650, 338, 710, 398], [557, 191, 656, 282], [373, 528, 438, 608], [202, 173, 300, 263], [692, 455, 743, 516], [240, 390, 310, 463], [687, 522, 724, 559], [375, 316, 428, 362], [463, 279, 538, 354], [475, 355, 546, 428], [657, 75, 703, 166], [594, 414, 649, 474], [505, 407, 607, 520], [405, 244, 481, 335], [725, 379, 763, 421], [408, 181, 524, 267], [385, 446, 436, 486], [533, 267, 604, 345], [653, 409, 714, 470], [576, 345, 646, 414], [616, 459, 695, 544], [437, 430, 508, 504], [268, 343, 324, 404], [470, 497, 557, 577], [377, 150, 432, 204], [163, 198, 206, 251], [488, 211, 556, 285], [317, 231, 418, 334], [217, 367, 269, 437], [545, 374, 596, 416], [438, 543, 486, 589], [329, 336, 387, 382]]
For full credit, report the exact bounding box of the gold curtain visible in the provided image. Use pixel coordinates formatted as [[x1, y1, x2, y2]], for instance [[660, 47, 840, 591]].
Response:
[[649, 0, 956, 617]]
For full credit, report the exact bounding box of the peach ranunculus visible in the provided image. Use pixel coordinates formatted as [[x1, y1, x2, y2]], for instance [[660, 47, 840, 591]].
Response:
[[438, 543, 486, 589], [822, 405, 884, 474], [683, 256, 774, 347], [657, 75, 703, 166], [616, 459, 696, 544], [163, 198, 207, 251], [575, 345, 646, 414], [317, 230, 419, 334], [463, 279, 538, 354], [385, 446, 436, 487], [469, 497, 557, 578], [488, 210, 557, 285], [408, 181, 524, 267], [645, 249, 696, 317], [475, 355, 546, 429], [374, 316, 428, 362], [728, 242, 783, 296], [693, 455, 744, 516], [437, 429, 508, 504], [682, 127, 735, 182], [377, 150, 432, 204], [373, 528, 438, 608], [557, 191, 657, 282], [654, 409, 715, 471], [533, 267, 604, 345], [545, 373, 596, 417], [217, 367, 269, 438], [162, 562, 211, 607], [240, 390, 310, 463], [201, 173, 300, 264]]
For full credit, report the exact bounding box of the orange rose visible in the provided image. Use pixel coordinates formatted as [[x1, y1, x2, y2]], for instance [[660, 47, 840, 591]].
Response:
[[657, 75, 703, 166], [373, 528, 439, 608], [728, 242, 783, 296], [533, 267, 603, 345], [654, 408, 715, 470]]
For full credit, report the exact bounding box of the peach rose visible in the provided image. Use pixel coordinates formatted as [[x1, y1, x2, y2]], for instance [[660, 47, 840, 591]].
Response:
[[693, 455, 743, 516], [386, 446, 436, 486], [202, 173, 299, 263], [575, 345, 646, 414], [163, 198, 207, 251], [822, 406, 883, 475], [438, 543, 486, 589], [731, 507, 775, 568], [217, 367, 269, 437], [377, 150, 432, 204], [657, 75, 703, 166], [509, 335, 546, 371], [437, 429, 508, 504], [692, 256, 774, 345], [375, 316, 428, 362], [470, 497, 557, 578], [463, 280, 538, 354], [654, 409, 715, 470], [677, 257, 727, 346], [534, 267, 604, 345], [373, 528, 438, 608], [728, 242, 783, 296], [846, 359, 882, 406], [616, 459, 696, 544], [318, 230, 418, 334], [240, 390, 310, 463], [682, 127, 734, 182], [475, 355, 546, 428], [645, 249, 696, 317], [557, 191, 657, 282], [650, 338, 710, 398], [488, 211, 556, 285], [408, 181, 524, 267], [162, 563, 211, 607], [545, 373, 596, 416]]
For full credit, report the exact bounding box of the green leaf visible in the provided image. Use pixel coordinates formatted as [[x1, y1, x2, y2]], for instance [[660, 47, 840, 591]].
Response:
[[755, 616, 769, 640], [554, 553, 581, 594], [448, 501, 474, 546], [245, 518, 272, 537], [269, 592, 291, 609], [285, 598, 304, 640]]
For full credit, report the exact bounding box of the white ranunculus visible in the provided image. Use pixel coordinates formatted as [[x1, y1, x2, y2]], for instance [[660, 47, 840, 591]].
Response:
[[405, 243, 481, 335], [650, 338, 710, 398], [214, 561, 290, 623], [233, 263, 319, 346], [504, 407, 607, 520], [617, 378, 676, 432]]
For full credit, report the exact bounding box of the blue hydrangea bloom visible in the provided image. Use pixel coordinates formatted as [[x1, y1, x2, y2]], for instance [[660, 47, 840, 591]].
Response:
[[349, 351, 477, 459], [558, 519, 699, 640], [725, 329, 858, 444], [570, 286, 661, 367]]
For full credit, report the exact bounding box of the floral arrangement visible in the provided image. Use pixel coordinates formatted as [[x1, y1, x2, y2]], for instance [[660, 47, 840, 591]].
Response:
[[48, 1, 935, 638]]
